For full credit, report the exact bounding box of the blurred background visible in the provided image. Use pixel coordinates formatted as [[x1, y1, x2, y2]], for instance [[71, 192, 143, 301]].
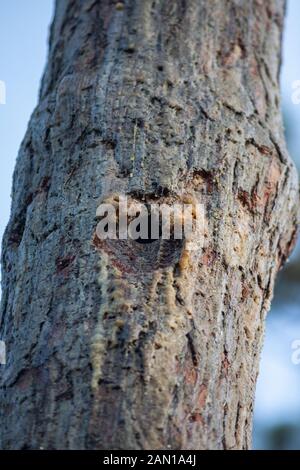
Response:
[[0, 0, 299, 450]]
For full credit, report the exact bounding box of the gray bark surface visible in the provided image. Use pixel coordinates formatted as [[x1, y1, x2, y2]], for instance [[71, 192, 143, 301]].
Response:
[[0, 0, 299, 450]]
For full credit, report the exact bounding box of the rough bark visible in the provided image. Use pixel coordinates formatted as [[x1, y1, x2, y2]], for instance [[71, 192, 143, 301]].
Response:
[[0, 0, 298, 450]]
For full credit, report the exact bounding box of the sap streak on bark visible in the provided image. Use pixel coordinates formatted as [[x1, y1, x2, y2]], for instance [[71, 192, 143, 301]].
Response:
[[0, 0, 298, 450]]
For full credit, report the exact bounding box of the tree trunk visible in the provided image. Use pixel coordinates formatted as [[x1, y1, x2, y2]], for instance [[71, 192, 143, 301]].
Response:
[[0, 0, 298, 450]]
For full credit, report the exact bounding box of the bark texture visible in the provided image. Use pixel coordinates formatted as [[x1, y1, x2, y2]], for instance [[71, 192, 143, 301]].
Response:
[[0, 0, 299, 450]]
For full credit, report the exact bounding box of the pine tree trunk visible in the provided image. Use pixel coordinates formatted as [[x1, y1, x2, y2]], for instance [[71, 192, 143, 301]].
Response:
[[0, 0, 298, 450]]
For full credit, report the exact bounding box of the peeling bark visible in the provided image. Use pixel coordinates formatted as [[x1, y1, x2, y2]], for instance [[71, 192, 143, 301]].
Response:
[[0, 0, 299, 450]]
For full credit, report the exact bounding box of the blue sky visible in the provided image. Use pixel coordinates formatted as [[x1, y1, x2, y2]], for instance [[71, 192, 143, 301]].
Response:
[[0, 0, 54, 241], [0, 0, 300, 449]]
